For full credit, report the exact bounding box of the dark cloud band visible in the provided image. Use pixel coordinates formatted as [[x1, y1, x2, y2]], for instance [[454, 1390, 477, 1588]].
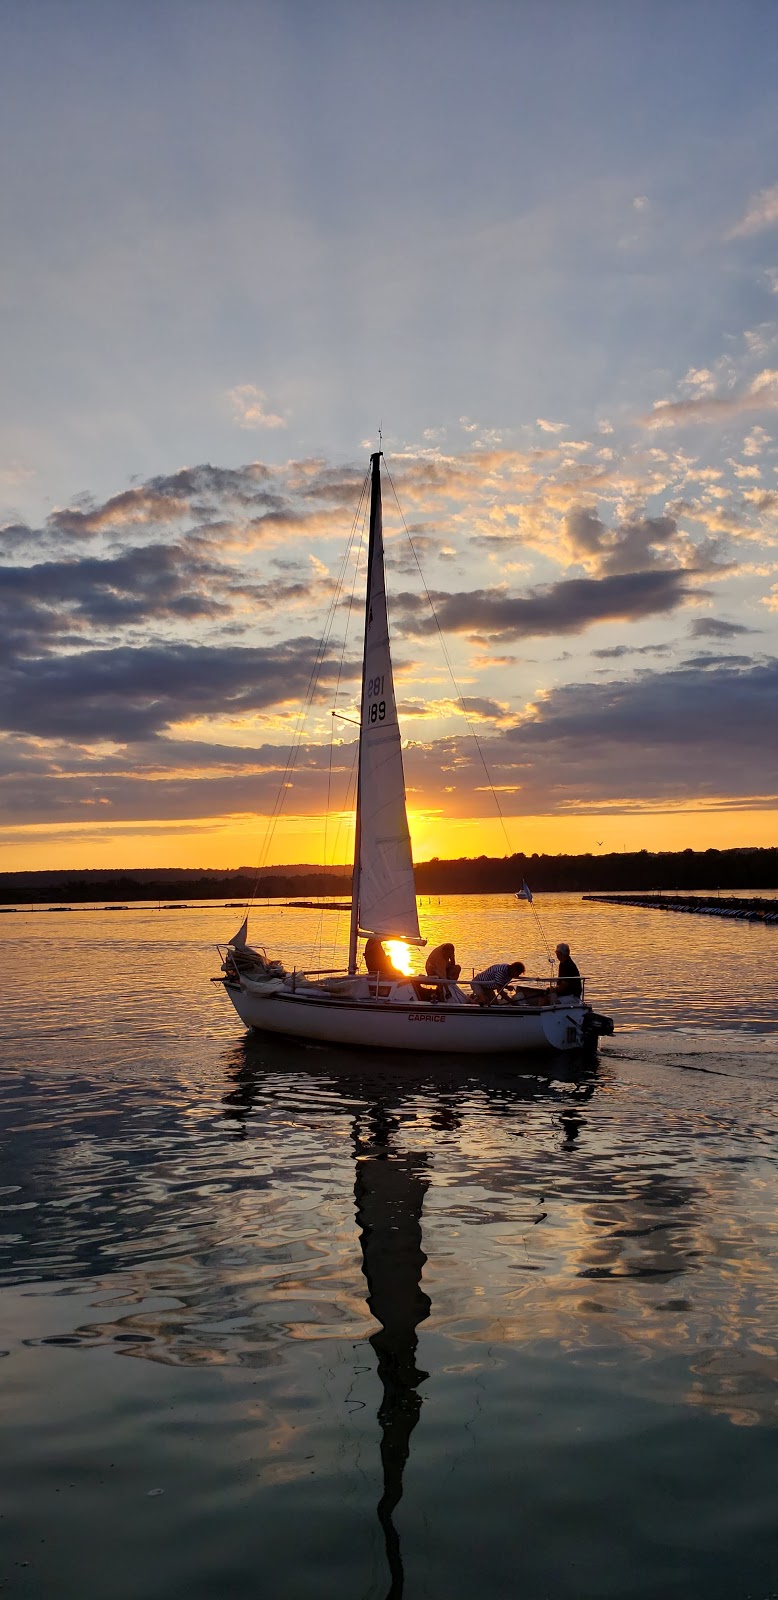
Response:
[[394, 568, 700, 640]]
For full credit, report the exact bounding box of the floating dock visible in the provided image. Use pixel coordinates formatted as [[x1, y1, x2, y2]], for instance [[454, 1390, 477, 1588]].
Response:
[[583, 893, 778, 923]]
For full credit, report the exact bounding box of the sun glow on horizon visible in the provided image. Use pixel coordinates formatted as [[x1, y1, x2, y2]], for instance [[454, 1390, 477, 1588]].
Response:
[[0, 805, 775, 874]]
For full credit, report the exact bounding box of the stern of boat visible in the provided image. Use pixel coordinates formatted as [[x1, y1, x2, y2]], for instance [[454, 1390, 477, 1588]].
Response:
[[541, 1003, 614, 1052]]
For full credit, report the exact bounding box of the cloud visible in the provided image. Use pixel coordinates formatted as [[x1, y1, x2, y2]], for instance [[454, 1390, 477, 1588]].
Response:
[[0, 539, 340, 673], [683, 367, 716, 396], [403, 658, 778, 814], [688, 617, 755, 639], [565, 505, 685, 577], [394, 569, 701, 641], [516, 656, 775, 753], [397, 695, 513, 724], [727, 184, 778, 239], [643, 370, 778, 430], [0, 731, 356, 827], [0, 544, 231, 642], [0, 638, 358, 742], [536, 419, 567, 434], [743, 426, 771, 457], [591, 642, 670, 658], [227, 385, 286, 430], [1, 462, 288, 552], [0, 460, 366, 564], [48, 487, 190, 539], [1, 442, 774, 841], [2, 655, 775, 829], [0, 461, 34, 488]]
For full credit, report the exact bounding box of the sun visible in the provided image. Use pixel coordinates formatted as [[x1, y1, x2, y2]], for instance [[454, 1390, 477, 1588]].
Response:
[[384, 940, 414, 975]]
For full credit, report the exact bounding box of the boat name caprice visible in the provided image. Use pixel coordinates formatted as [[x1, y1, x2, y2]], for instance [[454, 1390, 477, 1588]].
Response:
[[408, 1010, 446, 1023]]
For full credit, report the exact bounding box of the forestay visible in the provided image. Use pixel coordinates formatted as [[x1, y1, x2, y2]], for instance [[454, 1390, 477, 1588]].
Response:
[[356, 465, 421, 943]]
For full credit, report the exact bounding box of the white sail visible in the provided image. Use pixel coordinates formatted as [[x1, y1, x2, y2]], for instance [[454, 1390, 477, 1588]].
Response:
[[357, 468, 421, 943]]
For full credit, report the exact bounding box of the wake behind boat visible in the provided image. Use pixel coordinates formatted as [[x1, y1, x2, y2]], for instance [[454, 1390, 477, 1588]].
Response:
[[216, 453, 613, 1056]]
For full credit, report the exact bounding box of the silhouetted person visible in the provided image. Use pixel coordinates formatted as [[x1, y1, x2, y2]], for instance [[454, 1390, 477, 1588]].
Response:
[[471, 960, 525, 1004], [364, 938, 404, 979], [555, 942, 582, 998], [424, 943, 461, 981]]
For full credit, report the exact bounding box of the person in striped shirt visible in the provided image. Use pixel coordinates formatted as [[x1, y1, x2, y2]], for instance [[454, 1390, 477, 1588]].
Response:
[[471, 960, 526, 1005]]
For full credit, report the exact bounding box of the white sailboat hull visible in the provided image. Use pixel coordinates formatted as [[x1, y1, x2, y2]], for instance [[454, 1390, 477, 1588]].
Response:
[[223, 981, 592, 1054]]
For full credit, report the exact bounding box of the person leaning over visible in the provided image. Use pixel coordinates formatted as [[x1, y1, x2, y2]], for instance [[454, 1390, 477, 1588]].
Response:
[[471, 960, 526, 1005], [555, 942, 582, 998], [425, 943, 462, 981]]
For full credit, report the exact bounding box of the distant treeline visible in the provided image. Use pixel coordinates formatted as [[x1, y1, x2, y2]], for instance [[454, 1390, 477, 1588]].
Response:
[[414, 847, 778, 895], [1, 847, 776, 906], [0, 873, 348, 906]]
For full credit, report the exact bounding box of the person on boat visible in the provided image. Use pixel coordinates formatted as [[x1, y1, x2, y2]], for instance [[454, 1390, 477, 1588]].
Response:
[[425, 943, 461, 981], [363, 937, 404, 979], [471, 960, 526, 1005], [555, 942, 582, 998]]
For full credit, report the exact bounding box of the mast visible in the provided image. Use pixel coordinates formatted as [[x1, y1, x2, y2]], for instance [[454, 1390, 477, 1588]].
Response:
[[348, 450, 382, 974]]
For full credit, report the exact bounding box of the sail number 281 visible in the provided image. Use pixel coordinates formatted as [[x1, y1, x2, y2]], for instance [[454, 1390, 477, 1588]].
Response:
[[366, 675, 386, 724]]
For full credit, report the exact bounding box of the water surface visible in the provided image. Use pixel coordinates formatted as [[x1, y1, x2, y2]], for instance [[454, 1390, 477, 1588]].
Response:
[[1, 895, 777, 1598]]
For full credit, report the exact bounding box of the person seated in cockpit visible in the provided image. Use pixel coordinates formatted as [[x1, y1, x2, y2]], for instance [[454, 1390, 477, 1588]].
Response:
[[363, 937, 404, 980], [555, 942, 582, 998]]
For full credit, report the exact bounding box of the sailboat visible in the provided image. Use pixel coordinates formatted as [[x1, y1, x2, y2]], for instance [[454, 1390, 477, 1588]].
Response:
[[217, 452, 613, 1055]]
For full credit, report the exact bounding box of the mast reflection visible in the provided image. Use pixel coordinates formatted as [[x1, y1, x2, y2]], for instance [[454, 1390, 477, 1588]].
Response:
[[220, 1037, 601, 1594], [353, 1103, 430, 1599]]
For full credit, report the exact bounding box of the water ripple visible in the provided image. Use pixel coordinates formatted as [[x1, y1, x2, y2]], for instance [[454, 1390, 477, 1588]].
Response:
[[1, 898, 778, 1598]]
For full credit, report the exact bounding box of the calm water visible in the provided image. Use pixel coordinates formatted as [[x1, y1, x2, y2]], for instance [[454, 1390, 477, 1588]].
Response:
[[1, 894, 778, 1599]]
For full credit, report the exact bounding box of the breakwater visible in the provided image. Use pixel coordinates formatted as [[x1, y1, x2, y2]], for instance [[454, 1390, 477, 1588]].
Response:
[[583, 893, 778, 923]]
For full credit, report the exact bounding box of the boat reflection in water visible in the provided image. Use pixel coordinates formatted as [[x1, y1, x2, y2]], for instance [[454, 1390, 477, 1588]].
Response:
[[353, 1101, 431, 1598], [222, 1036, 598, 1599]]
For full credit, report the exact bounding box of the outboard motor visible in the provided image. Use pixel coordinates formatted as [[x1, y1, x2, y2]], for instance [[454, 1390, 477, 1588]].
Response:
[[581, 1010, 615, 1047]]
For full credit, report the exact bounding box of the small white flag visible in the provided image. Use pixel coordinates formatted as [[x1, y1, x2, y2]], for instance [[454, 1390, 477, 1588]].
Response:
[[516, 881, 533, 904]]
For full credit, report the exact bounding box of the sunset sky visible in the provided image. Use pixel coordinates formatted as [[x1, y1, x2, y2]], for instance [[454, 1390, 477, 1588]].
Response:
[[1, 0, 777, 871]]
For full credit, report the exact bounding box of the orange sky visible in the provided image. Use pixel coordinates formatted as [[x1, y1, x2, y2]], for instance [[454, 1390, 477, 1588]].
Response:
[[1, 804, 775, 874]]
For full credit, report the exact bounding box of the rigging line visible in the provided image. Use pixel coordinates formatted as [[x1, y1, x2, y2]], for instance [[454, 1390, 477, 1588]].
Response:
[[261, 470, 368, 850], [327, 752, 360, 967], [384, 462, 556, 967], [323, 492, 368, 874], [527, 900, 555, 968], [258, 477, 367, 869], [247, 470, 371, 908], [384, 463, 515, 855], [312, 490, 368, 964]]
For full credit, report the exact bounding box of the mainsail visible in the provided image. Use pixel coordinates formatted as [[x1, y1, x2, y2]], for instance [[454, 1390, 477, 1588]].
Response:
[[353, 455, 421, 946]]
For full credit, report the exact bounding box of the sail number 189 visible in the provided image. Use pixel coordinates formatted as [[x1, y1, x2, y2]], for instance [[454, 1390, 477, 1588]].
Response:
[[366, 675, 386, 724]]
